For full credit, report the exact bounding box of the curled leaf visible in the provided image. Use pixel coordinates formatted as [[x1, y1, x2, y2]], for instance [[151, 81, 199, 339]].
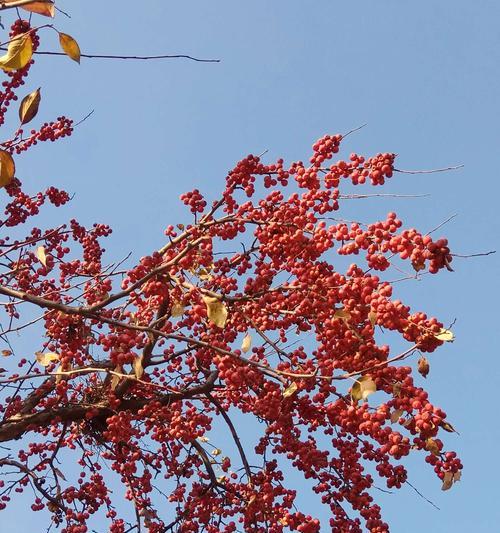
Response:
[[202, 295, 228, 328], [350, 375, 377, 402], [21, 1, 55, 17], [435, 328, 454, 342], [241, 333, 252, 353], [36, 351, 60, 367], [441, 471, 454, 491], [334, 308, 351, 320], [417, 356, 430, 378], [0, 33, 33, 72], [1, 350, 12, 357], [390, 409, 404, 424], [133, 355, 144, 379], [368, 310, 377, 326], [211, 448, 222, 456], [0, 149, 16, 188], [283, 382, 298, 398], [19, 87, 41, 125], [36, 245, 47, 267], [439, 420, 458, 434], [59, 33, 81, 63], [110, 366, 122, 391], [171, 302, 185, 317], [425, 438, 440, 456]]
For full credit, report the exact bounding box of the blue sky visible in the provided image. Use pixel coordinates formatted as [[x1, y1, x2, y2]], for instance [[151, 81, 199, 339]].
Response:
[[2, 1, 500, 531]]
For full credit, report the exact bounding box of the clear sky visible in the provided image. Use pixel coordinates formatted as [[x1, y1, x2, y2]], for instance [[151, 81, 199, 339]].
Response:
[[2, 1, 500, 531]]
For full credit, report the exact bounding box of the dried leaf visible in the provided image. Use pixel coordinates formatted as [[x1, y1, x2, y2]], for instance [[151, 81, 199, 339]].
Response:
[[171, 302, 185, 317], [453, 471, 462, 482], [425, 438, 440, 456], [441, 471, 454, 491], [211, 448, 222, 456], [417, 356, 430, 378], [241, 333, 252, 353], [350, 375, 377, 402], [36, 245, 47, 267], [59, 33, 81, 64], [435, 328, 454, 342], [54, 467, 66, 481], [1, 349, 12, 357], [334, 308, 351, 320], [203, 296, 228, 328], [54, 365, 64, 383], [390, 409, 404, 424], [133, 355, 144, 379], [0, 33, 33, 72], [283, 382, 298, 398], [21, 1, 55, 17], [368, 311, 377, 326], [392, 382, 402, 397], [36, 351, 59, 367], [198, 436, 209, 443], [0, 149, 15, 188], [19, 87, 41, 125], [440, 421, 458, 434], [110, 366, 122, 391]]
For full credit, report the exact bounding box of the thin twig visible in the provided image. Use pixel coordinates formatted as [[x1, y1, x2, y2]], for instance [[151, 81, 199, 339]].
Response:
[[394, 164, 463, 174], [32, 50, 220, 63]]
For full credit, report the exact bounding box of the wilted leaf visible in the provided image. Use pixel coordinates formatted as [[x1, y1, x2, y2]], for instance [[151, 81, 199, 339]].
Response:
[[133, 355, 144, 379], [453, 471, 462, 482], [350, 375, 377, 402], [211, 448, 222, 456], [441, 471, 454, 491], [36, 351, 59, 367], [54, 467, 66, 481], [241, 333, 252, 353], [203, 296, 228, 328], [392, 382, 402, 397], [21, 1, 55, 17], [0, 33, 33, 72], [0, 149, 15, 188], [439, 421, 458, 433], [59, 33, 81, 63], [435, 328, 454, 342], [334, 308, 351, 320], [417, 356, 430, 378], [425, 438, 440, 456], [171, 302, 185, 317], [110, 366, 122, 391], [1, 349, 12, 357], [55, 365, 65, 383], [36, 245, 47, 267], [283, 382, 298, 398], [390, 409, 404, 424], [368, 311, 377, 326], [19, 87, 41, 125], [198, 436, 209, 443]]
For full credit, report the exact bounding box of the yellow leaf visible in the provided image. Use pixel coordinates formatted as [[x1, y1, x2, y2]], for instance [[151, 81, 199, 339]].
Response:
[[435, 328, 454, 342], [202, 295, 228, 328], [36, 351, 59, 367], [36, 245, 47, 267], [59, 33, 81, 64], [283, 382, 298, 398], [211, 448, 222, 456], [368, 311, 377, 326], [0, 150, 15, 188], [19, 87, 41, 125], [441, 471, 454, 491], [0, 33, 33, 72], [171, 302, 185, 317], [1, 350, 12, 357], [197, 436, 209, 443], [21, 1, 55, 17], [390, 409, 404, 424], [54, 365, 64, 383], [133, 355, 144, 379], [425, 438, 440, 456], [241, 333, 252, 353], [334, 308, 351, 320], [350, 375, 377, 402]]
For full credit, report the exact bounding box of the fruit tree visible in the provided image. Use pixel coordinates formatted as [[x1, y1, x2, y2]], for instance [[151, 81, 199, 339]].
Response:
[[0, 5, 462, 533]]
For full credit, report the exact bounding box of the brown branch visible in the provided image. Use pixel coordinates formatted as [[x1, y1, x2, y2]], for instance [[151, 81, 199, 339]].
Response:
[[0, 371, 218, 443]]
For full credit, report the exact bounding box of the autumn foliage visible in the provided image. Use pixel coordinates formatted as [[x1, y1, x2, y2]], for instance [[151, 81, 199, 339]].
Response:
[[0, 8, 462, 533]]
